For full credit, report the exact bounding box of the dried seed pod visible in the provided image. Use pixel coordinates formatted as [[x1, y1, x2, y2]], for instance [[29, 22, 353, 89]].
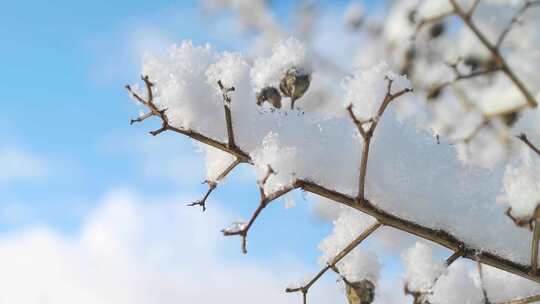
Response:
[[346, 280, 375, 304], [256, 86, 282, 109], [501, 111, 520, 127], [429, 22, 445, 39], [464, 56, 482, 71], [426, 86, 442, 101], [279, 68, 311, 109]]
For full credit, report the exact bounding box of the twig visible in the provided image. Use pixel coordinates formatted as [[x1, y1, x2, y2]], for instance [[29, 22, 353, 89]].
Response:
[[476, 257, 492, 304], [347, 78, 412, 202], [449, 0, 538, 108], [496, 0, 540, 49], [285, 221, 382, 302], [429, 61, 501, 97], [187, 158, 242, 211], [446, 244, 467, 267], [217, 80, 237, 149], [517, 133, 540, 156], [187, 182, 216, 212], [222, 166, 296, 253], [127, 76, 540, 285], [467, 0, 482, 17]]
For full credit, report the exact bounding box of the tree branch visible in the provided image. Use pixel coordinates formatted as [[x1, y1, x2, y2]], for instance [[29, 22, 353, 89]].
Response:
[[428, 60, 501, 99], [222, 166, 297, 253], [449, 0, 538, 108], [187, 158, 242, 211], [217, 80, 237, 149], [496, 0, 540, 49], [285, 221, 382, 302], [517, 133, 540, 156], [128, 76, 540, 286], [476, 258, 492, 304], [347, 78, 412, 202], [445, 244, 468, 266]]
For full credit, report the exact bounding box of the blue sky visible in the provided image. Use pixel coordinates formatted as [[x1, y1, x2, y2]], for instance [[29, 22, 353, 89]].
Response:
[[0, 0, 342, 268], [0, 1, 407, 302]]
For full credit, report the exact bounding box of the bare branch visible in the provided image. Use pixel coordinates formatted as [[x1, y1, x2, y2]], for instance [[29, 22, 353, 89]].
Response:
[[467, 0, 482, 17], [285, 221, 382, 301], [428, 61, 501, 98], [517, 133, 540, 156], [445, 244, 467, 267], [496, 0, 540, 49], [476, 258, 491, 304], [187, 158, 241, 211], [187, 182, 216, 212], [449, 0, 538, 108], [347, 104, 369, 140], [195, 160, 241, 211], [347, 79, 412, 202], [222, 166, 296, 254], [218, 80, 237, 149], [128, 76, 540, 285]]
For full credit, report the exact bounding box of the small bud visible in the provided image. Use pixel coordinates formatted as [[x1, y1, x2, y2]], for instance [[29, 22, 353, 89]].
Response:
[[256, 86, 282, 109], [346, 280, 375, 304], [279, 68, 311, 109]]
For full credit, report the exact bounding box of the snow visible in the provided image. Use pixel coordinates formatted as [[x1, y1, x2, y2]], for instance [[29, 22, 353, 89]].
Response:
[[135, 3, 540, 294], [342, 62, 412, 120], [503, 150, 540, 218], [318, 209, 380, 283], [429, 261, 484, 304], [251, 37, 312, 94], [136, 36, 540, 267], [402, 242, 445, 293]]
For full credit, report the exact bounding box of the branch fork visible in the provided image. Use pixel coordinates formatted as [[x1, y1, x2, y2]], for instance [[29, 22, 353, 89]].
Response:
[[187, 158, 242, 212], [222, 165, 297, 253], [347, 78, 412, 202]]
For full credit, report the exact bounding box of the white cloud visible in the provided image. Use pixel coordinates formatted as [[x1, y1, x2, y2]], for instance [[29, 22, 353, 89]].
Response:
[[0, 189, 342, 304], [0, 146, 47, 187]]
